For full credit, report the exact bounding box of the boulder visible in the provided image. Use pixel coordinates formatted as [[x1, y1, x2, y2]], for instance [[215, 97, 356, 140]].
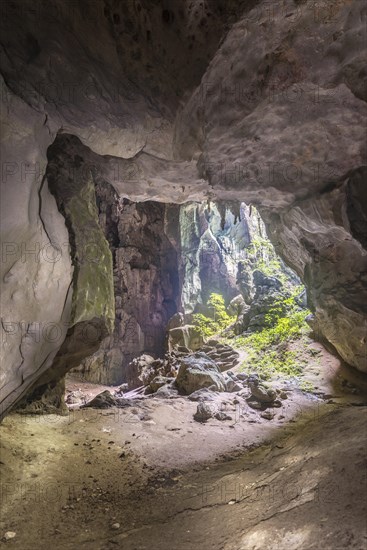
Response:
[[155, 385, 179, 399], [176, 353, 226, 394], [82, 390, 116, 409], [168, 325, 204, 352], [227, 294, 246, 316], [188, 388, 220, 402], [150, 376, 174, 393], [225, 379, 243, 393], [248, 378, 277, 404], [253, 270, 283, 290], [198, 343, 239, 372], [167, 313, 185, 330], [215, 411, 233, 421], [193, 402, 218, 422]]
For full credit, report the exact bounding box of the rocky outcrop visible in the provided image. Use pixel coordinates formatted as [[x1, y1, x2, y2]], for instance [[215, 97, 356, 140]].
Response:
[[178, 202, 257, 312], [167, 325, 203, 352], [72, 192, 181, 385], [173, 1, 367, 370], [234, 270, 291, 334], [0, 79, 74, 419], [261, 176, 367, 371]]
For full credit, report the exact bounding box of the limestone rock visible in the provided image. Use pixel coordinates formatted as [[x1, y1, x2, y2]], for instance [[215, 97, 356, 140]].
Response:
[[227, 295, 246, 316], [188, 388, 220, 402], [168, 325, 203, 352], [155, 385, 179, 399], [198, 343, 240, 372], [215, 411, 233, 421], [261, 411, 275, 421], [150, 376, 174, 393], [176, 353, 226, 395], [82, 391, 116, 409], [225, 379, 243, 393], [248, 378, 277, 404], [194, 402, 218, 422]]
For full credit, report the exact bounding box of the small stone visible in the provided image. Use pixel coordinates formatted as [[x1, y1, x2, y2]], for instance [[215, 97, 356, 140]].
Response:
[[4, 532, 16, 541], [111, 523, 120, 530], [215, 411, 233, 421], [261, 411, 275, 420], [194, 402, 216, 422]]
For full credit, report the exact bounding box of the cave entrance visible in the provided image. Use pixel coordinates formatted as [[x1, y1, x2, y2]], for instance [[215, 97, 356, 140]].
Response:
[[68, 196, 310, 397]]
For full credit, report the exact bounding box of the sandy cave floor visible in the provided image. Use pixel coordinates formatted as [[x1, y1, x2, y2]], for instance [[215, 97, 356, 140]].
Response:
[[0, 340, 366, 550]]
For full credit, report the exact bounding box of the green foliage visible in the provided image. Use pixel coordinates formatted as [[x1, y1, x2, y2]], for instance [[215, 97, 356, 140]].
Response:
[[299, 380, 315, 393], [262, 285, 305, 329], [233, 300, 311, 380], [246, 236, 292, 286], [193, 293, 235, 338]]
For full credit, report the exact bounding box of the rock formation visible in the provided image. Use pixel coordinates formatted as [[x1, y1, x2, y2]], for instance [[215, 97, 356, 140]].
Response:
[[1, 0, 366, 417]]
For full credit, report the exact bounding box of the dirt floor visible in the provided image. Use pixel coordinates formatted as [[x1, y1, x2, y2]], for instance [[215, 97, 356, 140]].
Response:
[[1, 340, 366, 549]]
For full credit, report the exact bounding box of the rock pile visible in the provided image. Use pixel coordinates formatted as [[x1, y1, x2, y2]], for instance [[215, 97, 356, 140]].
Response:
[[198, 341, 240, 372]]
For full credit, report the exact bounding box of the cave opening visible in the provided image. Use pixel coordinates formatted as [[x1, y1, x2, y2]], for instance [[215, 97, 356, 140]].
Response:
[[65, 192, 312, 399], [1, 1, 367, 548]]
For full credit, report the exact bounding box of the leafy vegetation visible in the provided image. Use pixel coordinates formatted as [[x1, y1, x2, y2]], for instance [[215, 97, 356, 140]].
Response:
[[247, 236, 283, 276], [193, 293, 235, 338], [245, 235, 297, 288], [228, 290, 311, 380]]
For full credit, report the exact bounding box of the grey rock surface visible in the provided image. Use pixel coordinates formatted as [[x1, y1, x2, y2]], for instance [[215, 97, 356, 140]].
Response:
[[176, 353, 226, 395]]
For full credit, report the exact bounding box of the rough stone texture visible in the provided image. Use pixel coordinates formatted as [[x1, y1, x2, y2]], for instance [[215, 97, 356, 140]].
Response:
[[193, 401, 218, 422], [235, 270, 291, 333], [176, 353, 226, 394], [46, 136, 115, 332], [1, 0, 366, 416], [73, 197, 253, 385], [0, 77, 74, 419], [178, 202, 249, 311], [198, 343, 240, 371], [168, 325, 203, 353], [72, 192, 180, 385], [149, 376, 174, 393], [261, 177, 367, 370], [175, 0, 367, 370]]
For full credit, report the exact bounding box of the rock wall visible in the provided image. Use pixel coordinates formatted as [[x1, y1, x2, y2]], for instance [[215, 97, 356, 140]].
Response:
[[0, 79, 74, 418], [174, 0, 367, 371], [73, 198, 257, 385], [260, 170, 367, 371], [1, 0, 366, 416], [74, 196, 181, 385]]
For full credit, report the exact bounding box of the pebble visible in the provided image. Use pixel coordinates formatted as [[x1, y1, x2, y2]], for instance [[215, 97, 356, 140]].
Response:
[[111, 523, 120, 530], [4, 532, 16, 540], [261, 411, 275, 420]]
